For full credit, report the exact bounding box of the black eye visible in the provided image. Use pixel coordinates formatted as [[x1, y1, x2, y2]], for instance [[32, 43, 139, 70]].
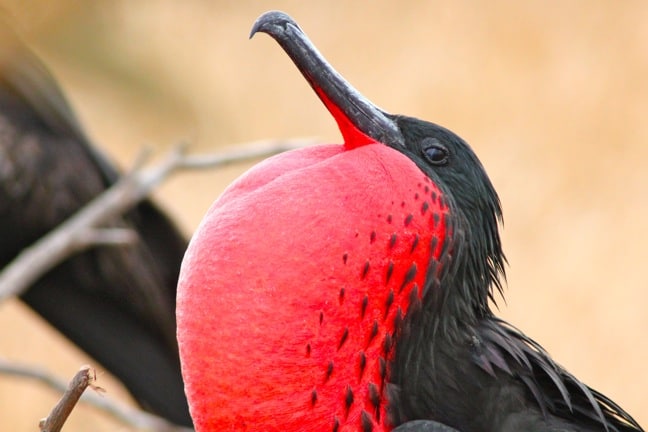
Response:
[[422, 138, 449, 166]]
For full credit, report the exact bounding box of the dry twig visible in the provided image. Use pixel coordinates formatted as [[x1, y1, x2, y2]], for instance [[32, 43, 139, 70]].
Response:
[[39, 365, 93, 432], [0, 359, 193, 431], [0, 138, 311, 303]]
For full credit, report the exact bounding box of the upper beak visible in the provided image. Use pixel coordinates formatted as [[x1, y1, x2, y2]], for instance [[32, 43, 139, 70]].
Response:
[[251, 10, 405, 149]]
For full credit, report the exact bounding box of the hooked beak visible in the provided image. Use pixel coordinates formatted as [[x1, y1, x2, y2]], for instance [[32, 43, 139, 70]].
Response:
[[251, 10, 405, 149]]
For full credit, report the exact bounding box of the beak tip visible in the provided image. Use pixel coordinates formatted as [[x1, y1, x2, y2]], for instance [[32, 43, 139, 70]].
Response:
[[250, 10, 297, 40]]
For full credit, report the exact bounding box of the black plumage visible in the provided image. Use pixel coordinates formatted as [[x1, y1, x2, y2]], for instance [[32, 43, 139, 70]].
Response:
[[0, 27, 192, 426], [386, 118, 642, 432]]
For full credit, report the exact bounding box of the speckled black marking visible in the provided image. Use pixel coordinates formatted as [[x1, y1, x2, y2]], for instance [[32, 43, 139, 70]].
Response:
[[383, 333, 393, 355], [431, 191, 437, 203], [386, 261, 394, 284], [368, 320, 379, 345], [421, 201, 429, 214], [404, 213, 414, 227], [333, 417, 340, 432], [344, 385, 354, 414], [428, 259, 439, 277], [400, 263, 418, 292], [410, 234, 420, 254], [368, 382, 380, 409], [379, 357, 387, 380], [320, 311, 324, 325], [432, 212, 440, 228], [394, 307, 403, 330], [442, 212, 449, 228], [414, 192, 419, 200], [389, 233, 397, 249], [407, 288, 424, 318], [361, 295, 369, 319], [361, 410, 374, 432], [359, 351, 367, 379], [306, 343, 311, 357], [424, 185, 430, 193], [384, 289, 394, 318], [387, 214, 393, 224], [412, 283, 425, 298], [430, 236, 438, 254], [339, 288, 345, 305], [370, 231, 376, 243], [361, 261, 370, 280], [311, 389, 318, 406], [343, 253, 348, 264], [409, 284, 421, 307], [338, 327, 349, 350], [325, 361, 334, 381], [422, 262, 437, 298]]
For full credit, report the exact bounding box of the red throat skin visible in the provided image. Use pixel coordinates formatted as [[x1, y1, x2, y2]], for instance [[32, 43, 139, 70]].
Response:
[[177, 143, 448, 432], [315, 87, 377, 150]]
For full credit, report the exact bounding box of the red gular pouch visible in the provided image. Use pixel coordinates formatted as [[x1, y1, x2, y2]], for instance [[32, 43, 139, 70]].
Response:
[[177, 141, 449, 432]]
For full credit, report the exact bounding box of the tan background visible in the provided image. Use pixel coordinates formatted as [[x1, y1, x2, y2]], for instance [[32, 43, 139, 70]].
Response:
[[0, 1, 646, 430]]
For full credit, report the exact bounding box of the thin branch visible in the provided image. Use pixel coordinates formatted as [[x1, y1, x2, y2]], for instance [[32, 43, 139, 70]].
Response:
[[39, 365, 92, 432], [0, 359, 193, 432], [0, 138, 310, 302], [74, 228, 139, 249], [178, 138, 314, 169]]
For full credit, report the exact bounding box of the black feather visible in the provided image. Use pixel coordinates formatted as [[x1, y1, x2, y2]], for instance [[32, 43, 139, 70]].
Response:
[[385, 116, 642, 432]]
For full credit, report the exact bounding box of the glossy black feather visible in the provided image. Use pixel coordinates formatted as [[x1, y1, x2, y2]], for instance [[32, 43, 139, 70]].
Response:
[[386, 116, 643, 432], [0, 26, 192, 426]]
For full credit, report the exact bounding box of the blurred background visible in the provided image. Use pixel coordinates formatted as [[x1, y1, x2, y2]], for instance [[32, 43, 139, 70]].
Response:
[[0, 1, 646, 430]]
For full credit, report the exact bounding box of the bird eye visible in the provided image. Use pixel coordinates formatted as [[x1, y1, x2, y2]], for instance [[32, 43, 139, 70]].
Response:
[[422, 138, 449, 166]]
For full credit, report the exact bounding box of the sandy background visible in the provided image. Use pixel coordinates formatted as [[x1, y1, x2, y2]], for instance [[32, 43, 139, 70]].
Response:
[[0, 1, 646, 430]]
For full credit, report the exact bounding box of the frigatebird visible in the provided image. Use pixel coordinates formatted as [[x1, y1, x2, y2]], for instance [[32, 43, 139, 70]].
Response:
[[176, 11, 642, 432]]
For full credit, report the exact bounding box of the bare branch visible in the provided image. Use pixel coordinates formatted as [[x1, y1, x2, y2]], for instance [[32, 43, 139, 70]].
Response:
[[0, 359, 193, 432], [39, 365, 92, 432], [178, 138, 314, 169], [0, 358, 70, 393], [74, 228, 138, 249], [0, 138, 310, 302]]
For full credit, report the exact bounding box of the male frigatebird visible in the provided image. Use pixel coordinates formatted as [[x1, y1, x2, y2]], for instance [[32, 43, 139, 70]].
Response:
[[0, 26, 192, 426], [177, 11, 643, 432]]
